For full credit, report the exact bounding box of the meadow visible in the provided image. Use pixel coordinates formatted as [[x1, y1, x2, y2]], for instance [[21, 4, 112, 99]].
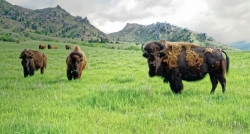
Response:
[[0, 41, 250, 133]]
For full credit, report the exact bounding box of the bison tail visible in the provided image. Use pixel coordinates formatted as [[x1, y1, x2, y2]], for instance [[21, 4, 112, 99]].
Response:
[[222, 50, 229, 74]]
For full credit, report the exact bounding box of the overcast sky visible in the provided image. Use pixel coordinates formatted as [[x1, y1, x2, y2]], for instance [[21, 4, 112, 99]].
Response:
[[6, 0, 250, 44]]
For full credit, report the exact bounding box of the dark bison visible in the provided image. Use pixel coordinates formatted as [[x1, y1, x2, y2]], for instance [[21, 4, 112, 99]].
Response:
[[65, 45, 71, 50], [66, 45, 87, 80], [48, 44, 58, 49], [39, 44, 46, 49], [19, 49, 47, 77], [48, 44, 52, 49], [141, 40, 229, 94]]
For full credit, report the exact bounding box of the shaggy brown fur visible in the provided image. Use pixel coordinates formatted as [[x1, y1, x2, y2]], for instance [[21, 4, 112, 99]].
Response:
[[66, 45, 87, 80], [160, 40, 203, 70], [52, 46, 58, 49], [204, 48, 215, 54], [39, 44, 46, 49], [141, 40, 229, 94], [65, 45, 71, 50], [19, 49, 47, 77]]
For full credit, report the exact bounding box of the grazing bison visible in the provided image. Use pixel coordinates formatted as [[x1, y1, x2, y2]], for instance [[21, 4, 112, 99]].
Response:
[[66, 45, 87, 80], [65, 45, 71, 50], [141, 40, 229, 94], [39, 44, 46, 49], [19, 49, 47, 77]]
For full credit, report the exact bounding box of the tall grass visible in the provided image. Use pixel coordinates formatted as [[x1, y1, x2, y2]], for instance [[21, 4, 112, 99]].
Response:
[[0, 41, 250, 133]]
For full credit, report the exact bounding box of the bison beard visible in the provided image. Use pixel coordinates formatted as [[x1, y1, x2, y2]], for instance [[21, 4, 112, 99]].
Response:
[[141, 40, 229, 94]]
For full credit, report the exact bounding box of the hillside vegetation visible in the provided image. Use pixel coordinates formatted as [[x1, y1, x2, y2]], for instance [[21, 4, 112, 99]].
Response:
[[0, 0, 108, 42], [0, 41, 250, 133]]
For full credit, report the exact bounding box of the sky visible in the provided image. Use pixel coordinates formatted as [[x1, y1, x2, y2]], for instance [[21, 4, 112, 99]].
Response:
[[6, 0, 250, 44]]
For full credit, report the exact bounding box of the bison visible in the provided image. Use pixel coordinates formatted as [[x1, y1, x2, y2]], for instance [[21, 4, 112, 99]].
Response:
[[48, 44, 52, 49], [48, 44, 58, 49], [52, 46, 58, 49], [141, 40, 229, 94], [65, 45, 71, 50], [66, 45, 87, 80], [39, 44, 46, 49], [19, 49, 47, 77]]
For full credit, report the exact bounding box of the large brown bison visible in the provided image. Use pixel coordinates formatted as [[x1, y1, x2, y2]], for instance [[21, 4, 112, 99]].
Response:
[[66, 45, 87, 80], [19, 49, 47, 77], [39, 44, 46, 49], [141, 40, 229, 94], [65, 45, 71, 50]]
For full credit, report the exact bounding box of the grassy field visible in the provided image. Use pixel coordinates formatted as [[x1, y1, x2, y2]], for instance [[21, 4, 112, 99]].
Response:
[[0, 41, 250, 133]]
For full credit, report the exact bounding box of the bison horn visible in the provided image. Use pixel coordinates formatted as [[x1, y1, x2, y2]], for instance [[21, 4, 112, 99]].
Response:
[[141, 44, 147, 53], [160, 43, 167, 53]]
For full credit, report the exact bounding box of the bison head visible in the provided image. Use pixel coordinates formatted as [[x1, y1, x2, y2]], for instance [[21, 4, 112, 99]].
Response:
[[141, 42, 166, 77], [19, 50, 35, 77], [68, 52, 83, 80]]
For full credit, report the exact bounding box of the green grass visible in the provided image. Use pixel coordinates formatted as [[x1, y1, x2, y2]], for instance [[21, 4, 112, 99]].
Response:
[[0, 41, 250, 133]]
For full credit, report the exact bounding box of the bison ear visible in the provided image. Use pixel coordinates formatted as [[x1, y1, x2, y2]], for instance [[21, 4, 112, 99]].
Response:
[[19, 56, 22, 59], [142, 53, 149, 58], [158, 52, 165, 58]]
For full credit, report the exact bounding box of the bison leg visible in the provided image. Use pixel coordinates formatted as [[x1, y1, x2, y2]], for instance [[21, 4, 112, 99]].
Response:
[[41, 67, 45, 74], [169, 71, 183, 94], [67, 70, 73, 80], [78, 71, 83, 79], [209, 73, 218, 94], [23, 68, 29, 77], [217, 76, 226, 93], [30, 69, 35, 76], [24, 72, 29, 77]]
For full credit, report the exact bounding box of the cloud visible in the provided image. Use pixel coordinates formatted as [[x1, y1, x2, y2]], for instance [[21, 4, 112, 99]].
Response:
[[186, 0, 250, 43], [6, 0, 250, 44]]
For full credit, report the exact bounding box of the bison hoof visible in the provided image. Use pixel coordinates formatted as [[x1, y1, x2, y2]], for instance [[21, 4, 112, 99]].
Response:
[[67, 74, 73, 80]]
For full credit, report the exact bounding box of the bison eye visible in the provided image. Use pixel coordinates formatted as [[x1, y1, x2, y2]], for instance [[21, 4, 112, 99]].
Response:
[[142, 53, 149, 58], [158, 52, 165, 58]]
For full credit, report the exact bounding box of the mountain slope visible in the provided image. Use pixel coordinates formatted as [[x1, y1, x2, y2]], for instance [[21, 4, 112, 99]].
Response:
[[0, 0, 108, 41], [108, 22, 239, 51]]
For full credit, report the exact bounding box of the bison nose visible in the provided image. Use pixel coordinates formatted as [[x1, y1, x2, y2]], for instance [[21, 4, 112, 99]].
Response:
[[149, 61, 156, 67]]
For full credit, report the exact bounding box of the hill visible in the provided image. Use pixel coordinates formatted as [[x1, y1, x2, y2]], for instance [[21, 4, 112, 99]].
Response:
[[108, 22, 239, 51], [0, 0, 108, 42]]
